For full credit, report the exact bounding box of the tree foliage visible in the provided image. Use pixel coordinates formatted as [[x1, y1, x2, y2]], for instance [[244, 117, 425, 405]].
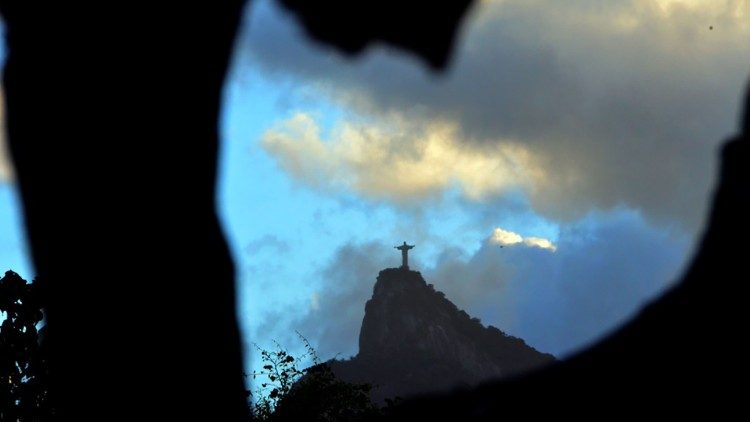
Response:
[[249, 334, 379, 421], [0, 270, 52, 421], [2, 270, 379, 421]]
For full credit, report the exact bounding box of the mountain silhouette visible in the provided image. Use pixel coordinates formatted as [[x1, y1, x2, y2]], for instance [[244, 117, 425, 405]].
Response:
[[329, 268, 554, 403]]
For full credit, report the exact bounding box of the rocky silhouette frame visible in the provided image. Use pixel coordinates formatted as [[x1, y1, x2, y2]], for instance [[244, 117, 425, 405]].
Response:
[[1, 0, 746, 419]]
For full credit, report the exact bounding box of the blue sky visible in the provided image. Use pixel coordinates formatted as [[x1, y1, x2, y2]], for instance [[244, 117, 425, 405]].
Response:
[[0, 21, 34, 281], [1, 0, 748, 388]]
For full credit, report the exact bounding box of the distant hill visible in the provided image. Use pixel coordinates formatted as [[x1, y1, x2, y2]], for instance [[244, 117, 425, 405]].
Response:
[[329, 268, 555, 403]]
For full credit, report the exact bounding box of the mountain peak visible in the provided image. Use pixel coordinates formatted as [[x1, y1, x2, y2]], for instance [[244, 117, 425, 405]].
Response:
[[331, 267, 555, 403]]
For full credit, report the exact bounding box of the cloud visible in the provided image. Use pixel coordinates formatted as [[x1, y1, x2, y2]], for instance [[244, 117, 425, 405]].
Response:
[[261, 112, 546, 203], [244, 234, 290, 255], [427, 208, 690, 357], [251, 208, 689, 364], [489, 228, 523, 246], [523, 237, 556, 251], [309, 292, 320, 311], [489, 227, 557, 251], [252, 242, 393, 361], [0, 89, 12, 184], [243, 0, 750, 231], [0, 138, 9, 183]]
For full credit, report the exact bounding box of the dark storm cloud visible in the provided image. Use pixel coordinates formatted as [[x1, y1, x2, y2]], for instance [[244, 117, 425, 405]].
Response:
[[253, 242, 393, 361], [425, 208, 690, 357], [240, 0, 750, 231]]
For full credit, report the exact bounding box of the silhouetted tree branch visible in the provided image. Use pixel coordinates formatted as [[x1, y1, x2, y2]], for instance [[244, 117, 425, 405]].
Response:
[[249, 333, 378, 421]]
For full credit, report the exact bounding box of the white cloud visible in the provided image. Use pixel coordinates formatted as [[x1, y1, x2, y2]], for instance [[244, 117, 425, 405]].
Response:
[[524, 237, 557, 252], [489, 227, 557, 251], [653, 0, 747, 16], [489, 228, 523, 246], [262, 112, 547, 204], [244, 0, 750, 231]]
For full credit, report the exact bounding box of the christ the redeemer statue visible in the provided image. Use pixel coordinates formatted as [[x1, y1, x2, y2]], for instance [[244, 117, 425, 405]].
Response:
[[395, 241, 415, 269]]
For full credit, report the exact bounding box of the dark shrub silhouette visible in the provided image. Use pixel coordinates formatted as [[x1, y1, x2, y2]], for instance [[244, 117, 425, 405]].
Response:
[[250, 335, 378, 422], [0, 270, 52, 420]]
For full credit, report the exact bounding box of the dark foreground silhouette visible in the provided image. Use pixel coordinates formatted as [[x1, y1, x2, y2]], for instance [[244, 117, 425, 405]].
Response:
[[1, 0, 747, 419], [0, 271, 51, 420], [0, 1, 473, 419]]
